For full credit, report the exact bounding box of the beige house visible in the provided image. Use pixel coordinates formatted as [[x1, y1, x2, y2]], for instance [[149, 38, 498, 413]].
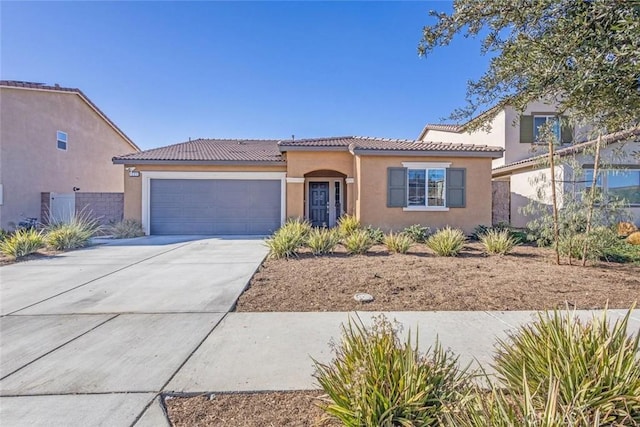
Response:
[[419, 102, 640, 227], [0, 81, 140, 230], [113, 136, 503, 235]]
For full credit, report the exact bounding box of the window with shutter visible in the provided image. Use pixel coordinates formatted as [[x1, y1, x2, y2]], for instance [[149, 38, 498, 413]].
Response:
[[387, 167, 407, 207], [446, 168, 466, 208]]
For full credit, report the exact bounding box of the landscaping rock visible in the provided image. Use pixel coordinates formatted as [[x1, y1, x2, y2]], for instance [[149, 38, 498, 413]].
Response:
[[354, 293, 374, 303]]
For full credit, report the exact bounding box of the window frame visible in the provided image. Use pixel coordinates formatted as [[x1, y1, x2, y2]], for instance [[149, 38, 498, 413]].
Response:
[[584, 167, 640, 207], [402, 162, 450, 211], [533, 115, 561, 144], [56, 131, 68, 151]]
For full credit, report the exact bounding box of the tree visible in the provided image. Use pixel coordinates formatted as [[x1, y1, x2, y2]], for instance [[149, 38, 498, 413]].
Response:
[[419, 0, 640, 131], [419, 0, 640, 264]]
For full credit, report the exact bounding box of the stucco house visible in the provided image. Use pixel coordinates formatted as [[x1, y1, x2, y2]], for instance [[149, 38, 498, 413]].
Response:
[[0, 81, 140, 230], [419, 101, 640, 227], [112, 136, 503, 235]]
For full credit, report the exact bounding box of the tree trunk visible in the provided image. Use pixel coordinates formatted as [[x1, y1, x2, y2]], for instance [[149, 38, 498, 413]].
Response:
[[549, 139, 560, 265], [581, 132, 602, 266]]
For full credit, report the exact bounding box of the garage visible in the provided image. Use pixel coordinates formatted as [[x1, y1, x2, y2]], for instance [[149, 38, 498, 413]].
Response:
[[149, 178, 282, 235]]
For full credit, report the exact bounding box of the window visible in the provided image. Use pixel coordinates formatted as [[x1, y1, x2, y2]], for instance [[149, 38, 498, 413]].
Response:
[[57, 131, 67, 151], [533, 115, 560, 143], [585, 168, 640, 205], [407, 167, 445, 207]]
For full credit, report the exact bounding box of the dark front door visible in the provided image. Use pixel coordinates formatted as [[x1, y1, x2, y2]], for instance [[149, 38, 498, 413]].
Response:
[[309, 182, 330, 227]]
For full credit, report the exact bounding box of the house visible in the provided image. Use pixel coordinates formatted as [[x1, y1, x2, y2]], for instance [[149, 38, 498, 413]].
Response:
[[112, 136, 503, 235], [0, 81, 140, 230], [419, 101, 640, 227]]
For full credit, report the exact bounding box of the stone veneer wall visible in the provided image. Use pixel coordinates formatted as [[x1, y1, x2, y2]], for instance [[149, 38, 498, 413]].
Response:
[[492, 181, 510, 225]]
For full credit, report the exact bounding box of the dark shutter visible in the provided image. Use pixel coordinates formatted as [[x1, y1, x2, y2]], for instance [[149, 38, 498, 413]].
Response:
[[446, 168, 466, 208], [387, 167, 407, 207], [520, 115, 534, 144], [560, 115, 573, 144]]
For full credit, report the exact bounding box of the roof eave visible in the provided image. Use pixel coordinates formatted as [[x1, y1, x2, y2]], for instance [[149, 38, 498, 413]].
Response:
[[352, 148, 504, 158], [112, 159, 286, 166], [278, 145, 350, 153]]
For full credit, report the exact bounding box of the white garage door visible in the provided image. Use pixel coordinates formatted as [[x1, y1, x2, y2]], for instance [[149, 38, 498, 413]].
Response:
[[150, 179, 281, 235]]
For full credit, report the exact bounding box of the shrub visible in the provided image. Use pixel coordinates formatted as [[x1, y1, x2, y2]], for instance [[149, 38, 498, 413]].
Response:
[[364, 225, 385, 244], [628, 231, 640, 245], [110, 219, 145, 239], [402, 224, 431, 243], [559, 226, 637, 263], [337, 215, 361, 237], [343, 229, 374, 254], [314, 315, 470, 426], [0, 229, 9, 242], [306, 228, 341, 255], [265, 218, 311, 259], [479, 229, 518, 255], [426, 227, 466, 256], [0, 228, 45, 258], [384, 232, 413, 254], [618, 221, 638, 237], [45, 213, 100, 250], [492, 309, 640, 425]]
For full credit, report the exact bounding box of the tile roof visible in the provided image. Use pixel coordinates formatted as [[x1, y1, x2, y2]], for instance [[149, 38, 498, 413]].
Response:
[[492, 127, 640, 175], [0, 80, 139, 151], [280, 136, 503, 154], [421, 124, 463, 133], [115, 136, 503, 164], [417, 104, 505, 140], [113, 138, 284, 163]]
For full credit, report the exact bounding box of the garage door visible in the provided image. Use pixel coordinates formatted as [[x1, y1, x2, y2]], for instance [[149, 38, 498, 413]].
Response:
[[150, 179, 281, 235]]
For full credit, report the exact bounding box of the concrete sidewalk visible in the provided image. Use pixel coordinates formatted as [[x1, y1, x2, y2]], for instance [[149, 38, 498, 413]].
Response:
[[166, 309, 640, 393], [1, 239, 637, 426], [0, 236, 269, 427]]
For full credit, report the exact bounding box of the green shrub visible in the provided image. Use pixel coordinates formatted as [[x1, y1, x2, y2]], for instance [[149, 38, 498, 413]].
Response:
[[343, 229, 374, 255], [337, 215, 361, 237], [443, 380, 598, 426], [402, 224, 431, 243], [314, 315, 470, 426], [45, 213, 100, 250], [557, 226, 638, 263], [479, 229, 519, 255], [426, 227, 466, 256], [0, 228, 45, 258], [492, 309, 640, 425], [473, 223, 528, 244], [265, 218, 311, 259], [364, 225, 385, 244], [384, 232, 413, 254], [306, 228, 341, 255], [0, 229, 9, 242], [110, 219, 145, 239]]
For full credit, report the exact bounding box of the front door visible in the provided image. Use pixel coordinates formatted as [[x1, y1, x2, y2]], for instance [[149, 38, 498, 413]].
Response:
[[309, 182, 330, 227]]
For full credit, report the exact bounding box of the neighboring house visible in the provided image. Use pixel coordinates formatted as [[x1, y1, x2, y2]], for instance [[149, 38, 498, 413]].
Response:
[[112, 136, 503, 235], [0, 81, 140, 230], [419, 101, 640, 227]]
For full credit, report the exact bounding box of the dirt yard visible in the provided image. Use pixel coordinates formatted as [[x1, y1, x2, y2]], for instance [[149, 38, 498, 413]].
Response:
[[236, 243, 639, 312], [165, 391, 338, 427]]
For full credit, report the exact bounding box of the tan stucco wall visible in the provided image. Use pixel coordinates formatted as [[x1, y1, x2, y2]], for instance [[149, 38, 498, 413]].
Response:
[[285, 150, 356, 220], [285, 151, 354, 178], [122, 163, 287, 222], [355, 155, 494, 234], [0, 87, 138, 229]]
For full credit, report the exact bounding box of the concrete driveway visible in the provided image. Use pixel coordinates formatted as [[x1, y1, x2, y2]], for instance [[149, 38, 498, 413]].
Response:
[[0, 236, 268, 427]]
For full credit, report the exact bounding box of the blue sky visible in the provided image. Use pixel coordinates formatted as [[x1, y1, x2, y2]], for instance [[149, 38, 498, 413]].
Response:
[[1, 1, 488, 151]]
